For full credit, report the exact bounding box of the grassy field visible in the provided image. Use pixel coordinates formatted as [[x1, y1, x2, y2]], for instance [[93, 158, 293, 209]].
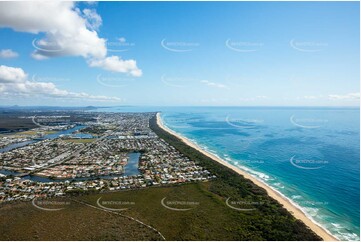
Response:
[[16, 130, 57, 135], [0, 110, 96, 133], [0, 182, 321, 241], [0, 113, 37, 132], [0, 196, 160, 240], [78, 182, 300, 240], [14, 130, 38, 135]]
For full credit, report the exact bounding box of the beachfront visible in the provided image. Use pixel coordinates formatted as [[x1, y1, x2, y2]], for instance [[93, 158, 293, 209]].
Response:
[[156, 112, 337, 241]]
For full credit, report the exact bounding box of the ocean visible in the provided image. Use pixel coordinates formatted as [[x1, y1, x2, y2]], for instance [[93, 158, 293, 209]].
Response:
[[97, 106, 360, 241]]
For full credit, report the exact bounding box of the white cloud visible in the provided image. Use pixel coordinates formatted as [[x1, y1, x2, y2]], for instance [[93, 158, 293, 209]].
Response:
[[31, 52, 49, 60], [0, 2, 106, 59], [0, 49, 19, 58], [200, 80, 228, 89], [328, 92, 360, 100], [88, 56, 142, 77], [82, 8, 102, 31], [0, 65, 27, 83], [0, 2, 142, 76], [0, 65, 120, 101]]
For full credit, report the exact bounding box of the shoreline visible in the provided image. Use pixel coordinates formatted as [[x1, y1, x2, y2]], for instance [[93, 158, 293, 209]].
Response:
[[156, 112, 337, 241]]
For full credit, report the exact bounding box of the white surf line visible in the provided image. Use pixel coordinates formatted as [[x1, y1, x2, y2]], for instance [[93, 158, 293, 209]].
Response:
[[71, 198, 166, 240], [156, 112, 337, 241]]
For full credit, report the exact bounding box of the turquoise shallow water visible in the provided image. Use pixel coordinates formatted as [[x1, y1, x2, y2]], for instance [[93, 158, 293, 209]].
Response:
[[97, 106, 360, 241]]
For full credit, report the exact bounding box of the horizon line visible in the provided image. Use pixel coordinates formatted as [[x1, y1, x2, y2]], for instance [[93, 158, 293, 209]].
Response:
[[0, 105, 359, 108]]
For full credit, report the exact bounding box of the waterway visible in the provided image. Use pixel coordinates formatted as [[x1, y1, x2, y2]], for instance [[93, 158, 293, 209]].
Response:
[[0, 152, 141, 182], [0, 125, 87, 153]]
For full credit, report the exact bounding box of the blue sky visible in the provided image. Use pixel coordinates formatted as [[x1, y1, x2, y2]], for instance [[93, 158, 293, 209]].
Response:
[[0, 1, 359, 106]]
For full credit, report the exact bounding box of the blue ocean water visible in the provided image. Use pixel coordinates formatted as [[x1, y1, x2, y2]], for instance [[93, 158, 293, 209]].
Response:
[[98, 106, 360, 241]]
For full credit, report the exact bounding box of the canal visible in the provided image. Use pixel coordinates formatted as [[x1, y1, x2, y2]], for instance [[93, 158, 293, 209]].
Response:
[[0, 152, 141, 183]]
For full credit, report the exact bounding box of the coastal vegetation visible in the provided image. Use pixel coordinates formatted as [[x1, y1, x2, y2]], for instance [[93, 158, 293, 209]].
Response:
[[0, 182, 321, 241], [149, 115, 322, 240], [0, 113, 322, 241]]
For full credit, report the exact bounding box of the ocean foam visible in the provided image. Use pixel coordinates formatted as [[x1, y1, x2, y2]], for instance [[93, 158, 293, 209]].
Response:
[[161, 114, 360, 241], [291, 195, 302, 200]]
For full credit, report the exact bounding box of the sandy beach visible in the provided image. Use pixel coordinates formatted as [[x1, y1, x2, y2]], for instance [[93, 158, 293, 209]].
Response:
[[156, 113, 337, 241]]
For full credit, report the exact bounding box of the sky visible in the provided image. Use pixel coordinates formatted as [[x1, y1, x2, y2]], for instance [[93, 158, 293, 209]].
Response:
[[0, 1, 359, 107]]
